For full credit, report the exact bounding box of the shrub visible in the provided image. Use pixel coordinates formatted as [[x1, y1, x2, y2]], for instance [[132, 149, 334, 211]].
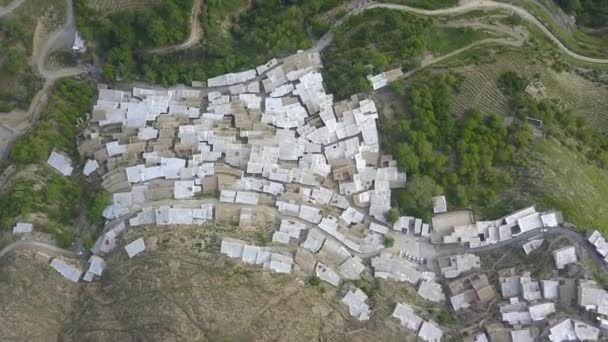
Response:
[[383, 236, 395, 248]]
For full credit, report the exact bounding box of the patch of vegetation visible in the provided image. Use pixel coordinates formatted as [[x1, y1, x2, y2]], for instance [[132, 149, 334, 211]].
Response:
[[555, 0, 608, 28], [385, 208, 400, 224], [518, 0, 608, 58], [496, 70, 608, 230], [87, 190, 109, 227], [77, 0, 346, 85], [434, 308, 455, 325], [10, 78, 94, 164], [75, 0, 194, 81], [306, 275, 322, 287], [354, 278, 378, 298], [0, 173, 83, 230], [0, 79, 104, 247], [498, 71, 608, 170], [0, 12, 45, 110], [426, 27, 489, 55], [383, 236, 395, 248], [383, 73, 531, 220], [323, 9, 429, 98], [445, 51, 608, 131], [523, 138, 608, 230]]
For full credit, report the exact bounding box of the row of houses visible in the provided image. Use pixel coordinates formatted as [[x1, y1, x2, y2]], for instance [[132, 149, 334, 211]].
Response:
[[432, 206, 562, 247]]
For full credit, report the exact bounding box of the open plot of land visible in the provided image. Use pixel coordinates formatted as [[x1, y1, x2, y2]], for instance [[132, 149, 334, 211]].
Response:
[[0, 251, 79, 341], [446, 51, 608, 129]]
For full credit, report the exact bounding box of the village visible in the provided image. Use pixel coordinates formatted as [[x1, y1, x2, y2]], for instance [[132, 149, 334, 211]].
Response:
[[9, 49, 608, 341]]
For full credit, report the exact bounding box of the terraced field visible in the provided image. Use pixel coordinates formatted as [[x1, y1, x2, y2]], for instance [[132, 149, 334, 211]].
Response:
[[449, 52, 608, 129]]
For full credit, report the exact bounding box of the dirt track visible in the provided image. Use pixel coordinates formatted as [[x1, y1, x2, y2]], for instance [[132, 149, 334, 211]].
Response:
[[146, 0, 203, 54], [0, 0, 25, 16], [363, 0, 608, 64]]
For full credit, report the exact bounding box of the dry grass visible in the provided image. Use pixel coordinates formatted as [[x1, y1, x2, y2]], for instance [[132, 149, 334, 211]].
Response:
[[0, 251, 79, 341], [0, 224, 456, 341], [522, 138, 608, 231]]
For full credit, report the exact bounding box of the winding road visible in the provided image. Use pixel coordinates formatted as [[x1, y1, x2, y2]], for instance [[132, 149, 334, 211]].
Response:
[[34, 0, 86, 79], [468, 226, 608, 271], [146, 0, 204, 54], [0, 0, 25, 16], [312, 0, 608, 64], [0, 240, 75, 260]]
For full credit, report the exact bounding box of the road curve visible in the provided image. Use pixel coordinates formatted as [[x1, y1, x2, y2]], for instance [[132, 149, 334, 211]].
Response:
[[363, 1, 608, 64], [0, 0, 25, 17], [146, 0, 204, 54], [440, 226, 608, 272], [35, 0, 87, 79], [0, 240, 75, 260]]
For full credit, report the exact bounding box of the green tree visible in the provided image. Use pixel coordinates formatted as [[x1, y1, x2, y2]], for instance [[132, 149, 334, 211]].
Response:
[[87, 191, 109, 227], [383, 236, 395, 248], [394, 143, 420, 172], [307, 275, 322, 287], [386, 208, 401, 224], [393, 175, 442, 221]]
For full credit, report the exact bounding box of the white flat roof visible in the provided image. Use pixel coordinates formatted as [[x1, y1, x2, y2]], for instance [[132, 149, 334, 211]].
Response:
[[47, 151, 73, 176], [83, 159, 99, 176], [50, 258, 82, 283], [13, 222, 33, 234], [125, 238, 146, 258]]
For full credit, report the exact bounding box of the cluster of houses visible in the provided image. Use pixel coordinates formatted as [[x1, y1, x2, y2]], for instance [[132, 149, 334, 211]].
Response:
[[392, 303, 443, 342], [450, 261, 606, 341], [37, 50, 413, 287], [20, 46, 608, 340], [432, 206, 562, 248]]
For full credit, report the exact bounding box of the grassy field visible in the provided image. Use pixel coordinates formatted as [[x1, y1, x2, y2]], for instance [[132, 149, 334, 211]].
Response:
[[523, 138, 608, 231], [425, 26, 491, 55], [476, 137, 608, 234], [443, 51, 608, 130]]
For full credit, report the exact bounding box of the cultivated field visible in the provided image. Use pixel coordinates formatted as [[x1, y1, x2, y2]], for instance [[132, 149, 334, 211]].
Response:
[[448, 52, 608, 129]]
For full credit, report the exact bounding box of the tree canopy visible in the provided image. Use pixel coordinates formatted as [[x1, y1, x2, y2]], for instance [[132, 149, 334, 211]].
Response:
[[10, 79, 94, 164], [555, 0, 608, 27], [383, 73, 531, 216], [322, 9, 429, 99], [76, 0, 346, 85]]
